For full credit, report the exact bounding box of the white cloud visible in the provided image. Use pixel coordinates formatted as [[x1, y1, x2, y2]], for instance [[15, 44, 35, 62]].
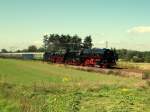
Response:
[[127, 26, 150, 33]]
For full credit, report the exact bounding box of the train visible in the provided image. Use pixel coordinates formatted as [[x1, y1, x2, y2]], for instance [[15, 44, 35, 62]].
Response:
[[43, 48, 118, 68], [0, 48, 118, 68], [0, 52, 43, 60]]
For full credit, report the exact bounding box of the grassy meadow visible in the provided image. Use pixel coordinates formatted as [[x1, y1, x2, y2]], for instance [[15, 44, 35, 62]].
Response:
[[117, 61, 150, 71], [0, 58, 150, 112]]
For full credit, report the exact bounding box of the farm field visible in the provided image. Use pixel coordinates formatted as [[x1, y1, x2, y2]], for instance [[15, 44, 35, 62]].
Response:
[[0, 58, 150, 112], [117, 61, 150, 71]]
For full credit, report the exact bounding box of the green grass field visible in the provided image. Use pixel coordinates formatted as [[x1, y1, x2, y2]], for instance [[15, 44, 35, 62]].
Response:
[[0, 58, 150, 112]]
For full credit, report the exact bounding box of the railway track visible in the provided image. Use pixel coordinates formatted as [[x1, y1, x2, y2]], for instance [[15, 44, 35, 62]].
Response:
[[62, 65, 144, 78]]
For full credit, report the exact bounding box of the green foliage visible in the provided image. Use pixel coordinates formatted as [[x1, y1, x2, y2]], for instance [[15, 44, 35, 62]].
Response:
[[142, 71, 150, 80], [117, 49, 150, 63], [144, 55, 150, 63], [146, 80, 150, 86], [0, 81, 150, 112], [43, 35, 49, 51], [43, 34, 94, 51], [132, 56, 144, 62], [28, 45, 37, 52], [1, 49, 8, 53], [0, 99, 19, 112], [69, 92, 82, 112], [37, 47, 45, 52], [83, 35, 93, 49]]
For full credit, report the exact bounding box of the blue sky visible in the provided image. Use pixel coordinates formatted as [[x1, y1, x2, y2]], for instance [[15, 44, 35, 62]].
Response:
[[0, 0, 150, 51]]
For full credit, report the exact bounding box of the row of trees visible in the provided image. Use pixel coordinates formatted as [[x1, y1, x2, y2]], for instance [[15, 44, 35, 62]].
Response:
[[0, 45, 44, 53], [0, 34, 93, 53], [43, 34, 93, 51], [117, 49, 150, 63]]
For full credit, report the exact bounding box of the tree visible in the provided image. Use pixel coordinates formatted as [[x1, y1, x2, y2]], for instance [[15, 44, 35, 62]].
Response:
[[117, 49, 127, 60], [60, 34, 71, 49], [43, 34, 83, 52], [1, 49, 8, 53], [37, 47, 45, 52], [28, 45, 37, 52], [144, 52, 150, 63], [47, 34, 61, 51], [43, 34, 94, 51], [132, 56, 144, 62], [22, 49, 28, 52], [111, 48, 118, 61], [16, 50, 21, 53], [83, 35, 93, 49], [71, 35, 82, 50], [43, 35, 49, 51]]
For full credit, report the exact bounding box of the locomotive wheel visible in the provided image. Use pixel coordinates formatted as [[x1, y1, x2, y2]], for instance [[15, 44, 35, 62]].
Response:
[[84, 59, 90, 66], [102, 64, 108, 68], [99, 64, 103, 68]]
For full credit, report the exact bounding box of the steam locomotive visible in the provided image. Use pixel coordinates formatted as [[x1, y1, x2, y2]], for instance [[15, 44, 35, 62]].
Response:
[[43, 48, 118, 68]]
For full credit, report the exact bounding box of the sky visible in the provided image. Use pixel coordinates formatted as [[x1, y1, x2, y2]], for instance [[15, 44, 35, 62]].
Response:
[[0, 0, 150, 51]]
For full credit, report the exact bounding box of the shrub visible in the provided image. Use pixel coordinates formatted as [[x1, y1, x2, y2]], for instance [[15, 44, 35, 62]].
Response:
[[132, 56, 144, 63], [146, 80, 150, 86], [142, 72, 150, 80]]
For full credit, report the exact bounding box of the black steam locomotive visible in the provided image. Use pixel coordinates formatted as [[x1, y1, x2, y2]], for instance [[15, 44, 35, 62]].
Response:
[[44, 48, 118, 68]]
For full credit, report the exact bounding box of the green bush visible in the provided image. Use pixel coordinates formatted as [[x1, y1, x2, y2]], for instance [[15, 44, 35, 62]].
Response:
[[142, 72, 150, 80], [146, 80, 150, 86], [132, 56, 144, 62]]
